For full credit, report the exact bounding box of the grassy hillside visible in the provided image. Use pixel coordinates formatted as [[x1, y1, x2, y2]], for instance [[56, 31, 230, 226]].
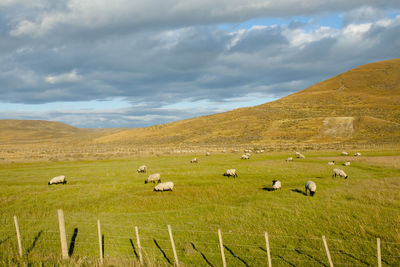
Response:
[[0, 120, 119, 144], [95, 59, 400, 145], [0, 151, 399, 265]]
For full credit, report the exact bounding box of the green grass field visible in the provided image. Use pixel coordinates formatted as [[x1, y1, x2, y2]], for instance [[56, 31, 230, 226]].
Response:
[[1, 151, 400, 266]]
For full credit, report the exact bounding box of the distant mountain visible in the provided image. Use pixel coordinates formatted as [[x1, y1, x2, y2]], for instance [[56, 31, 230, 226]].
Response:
[[94, 58, 400, 145]]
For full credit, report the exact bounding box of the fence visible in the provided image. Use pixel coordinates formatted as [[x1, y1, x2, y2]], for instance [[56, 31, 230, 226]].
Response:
[[2, 210, 399, 266]]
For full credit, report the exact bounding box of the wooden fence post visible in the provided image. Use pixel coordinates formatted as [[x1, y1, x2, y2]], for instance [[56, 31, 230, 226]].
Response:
[[264, 232, 272, 267], [135, 226, 143, 265], [13, 216, 23, 257], [218, 229, 227, 267], [168, 225, 179, 266], [97, 220, 103, 264], [322, 235, 333, 267], [377, 238, 382, 267], [57, 209, 69, 259]]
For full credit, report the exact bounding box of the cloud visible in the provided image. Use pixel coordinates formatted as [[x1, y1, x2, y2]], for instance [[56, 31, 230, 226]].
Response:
[[44, 70, 82, 84], [1, 2, 400, 127]]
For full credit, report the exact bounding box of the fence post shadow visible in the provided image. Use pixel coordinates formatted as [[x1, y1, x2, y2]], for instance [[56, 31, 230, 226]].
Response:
[[102, 234, 105, 258], [27, 230, 43, 255], [294, 248, 327, 266], [190, 242, 214, 267], [153, 238, 172, 265], [223, 245, 249, 267], [259, 246, 296, 267], [129, 238, 139, 259], [68, 228, 78, 256]]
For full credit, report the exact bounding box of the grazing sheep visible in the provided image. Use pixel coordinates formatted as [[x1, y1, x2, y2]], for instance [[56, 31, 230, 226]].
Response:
[[244, 149, 252, 153], [137, 165, 147, 173], [255, 150, 261, 154], [190, 158, 198, 163], [354, 152, 361, 157], [341, 151, 348, 156], [206, 152, 211, 156], [297, 153, 305, 159], [245, 152, 251, 156], [295, 152, 300, 156], [332, 168, 348, 179], [305, 181, 316, 196], [286, 157, 293, 162], [241, 154, 250, 160], [145, 173, 161, 184], [154, 182, 174, 191], [260, 149, 265, 153], [48, 175, 67, 185], [328, 161, 335, 165], [271, 180, 281, 190], [223, 169, 238, 178], [343, 161, 351, 166]]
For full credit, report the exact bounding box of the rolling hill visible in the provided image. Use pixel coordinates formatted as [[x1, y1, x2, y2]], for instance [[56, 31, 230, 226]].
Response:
[[94, 58, 400, 145], [1, 59, 399, 146]]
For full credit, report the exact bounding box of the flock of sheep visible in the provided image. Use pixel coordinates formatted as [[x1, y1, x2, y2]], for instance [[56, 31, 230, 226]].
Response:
[[46, 150, 360, 195]]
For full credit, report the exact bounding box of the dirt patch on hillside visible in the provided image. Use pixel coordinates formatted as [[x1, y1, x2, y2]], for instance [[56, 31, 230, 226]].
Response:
[[320, 117, 355, 138]]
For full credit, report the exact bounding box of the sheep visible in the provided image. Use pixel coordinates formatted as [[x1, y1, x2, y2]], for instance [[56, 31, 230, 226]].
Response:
[[341, 151, 348, 156], [48, 175, 67, 185], [223, 169, 238, 178], [206, 152, 211, 156], [245, 152, 251, 157], [244, 149, 252, 153], [154, 181, 174, 191], [137, 165, 147, 173], [190, 158, 198, 163], [241, 154, 250, 160], [332, 168, 348, 179], [305, 181, 316, 196], [328, 161, 335, 165], [271, 180, 281, 190], [295, 152, 300, 156], [286, 157, 293, 162], [297, 153, 305, 159], [260, 149, 265, 153], [354, 152, 361, 157], [343, 161, 351, 166], [145, 173, 161, 184]]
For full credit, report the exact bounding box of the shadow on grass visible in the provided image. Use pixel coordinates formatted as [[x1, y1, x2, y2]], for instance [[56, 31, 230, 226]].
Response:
[[190, 242, 214, 267], [102, 234, 104, 258], [259, 246, 296, 267], [129, 238, 139, 259], [153, 239, 172, 265], [68, 228, 78, 256], [223, 245, 249, 267], [294, 248, 326, 266], [337, 249, 370, 266], [291, 189, 307, 196], [27, 230, 43, 255], [260, 187, 276, 191]]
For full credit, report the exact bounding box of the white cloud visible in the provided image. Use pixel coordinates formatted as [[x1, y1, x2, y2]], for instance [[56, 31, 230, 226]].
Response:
[[44, 70, 82, 84]]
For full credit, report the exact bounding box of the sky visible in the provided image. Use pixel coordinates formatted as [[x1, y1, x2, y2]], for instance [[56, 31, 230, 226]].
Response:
[[0, 1, 400, 128]]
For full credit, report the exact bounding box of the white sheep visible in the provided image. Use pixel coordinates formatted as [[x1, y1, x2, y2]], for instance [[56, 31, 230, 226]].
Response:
[[286, 157, 293, 162], [343, 161, 351, 166], [354, 152, 361, 157], [260, 149, 265, 153], [206, 152, 211, 156], [154, 182, 174, 191], [297, 153, 305, 159], [272, 180, 281, 190], [305, 181, 316, 196], [137, 165, 147, 173], [241, 154, 250, 160], [295, 152, 300, 156], [48, 175, 67, 185], [332, 168, 348, 179], [145, 173, 161, 184], [328, 161, 335, 165], [190, 158, 198, 163], [341, 151, 348, 156], [223, 169, 238, 178], [245, 152, 251, 156]]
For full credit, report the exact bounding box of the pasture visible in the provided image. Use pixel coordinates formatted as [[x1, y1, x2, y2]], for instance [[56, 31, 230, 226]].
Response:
[[0, 150, 400, 266]]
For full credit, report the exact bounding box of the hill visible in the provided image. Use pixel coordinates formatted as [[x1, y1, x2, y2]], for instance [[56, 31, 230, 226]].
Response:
[[0, 120, 117, 144], [95, 59, 400, 145]]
